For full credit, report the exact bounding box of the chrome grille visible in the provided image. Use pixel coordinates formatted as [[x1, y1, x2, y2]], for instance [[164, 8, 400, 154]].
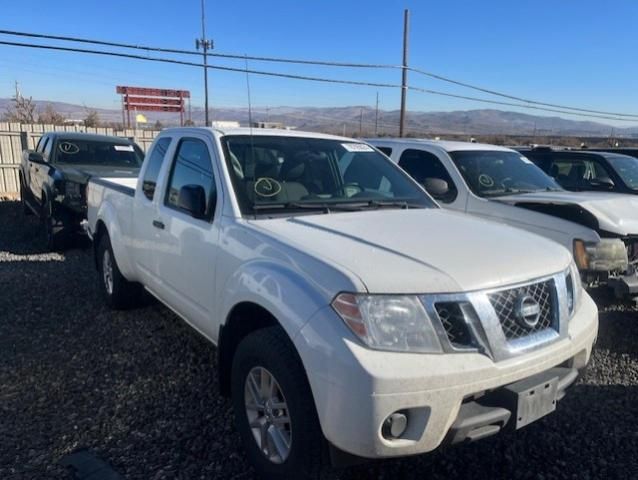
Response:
[[435, 302, 473, 348], [488, 279, 556, 340]]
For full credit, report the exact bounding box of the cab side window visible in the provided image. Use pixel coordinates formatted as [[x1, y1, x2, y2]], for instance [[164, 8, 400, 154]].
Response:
[[142, 137, 172, 200], [548, 155, 612, 190], [43, 138, 53, 161], [36, 136, 47, 153], [165, 138, 217, 219], [398, 149, 457, 202]]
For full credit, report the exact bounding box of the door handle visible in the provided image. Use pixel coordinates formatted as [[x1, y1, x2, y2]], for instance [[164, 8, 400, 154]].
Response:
[[152, 220, 165, 230]]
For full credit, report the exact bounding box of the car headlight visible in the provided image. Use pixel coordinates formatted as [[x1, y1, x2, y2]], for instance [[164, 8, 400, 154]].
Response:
[[573, 238, 628, 272], [331, 293, 443, 353], [65, 181, 82, 199], [566, 260, 583, 317]]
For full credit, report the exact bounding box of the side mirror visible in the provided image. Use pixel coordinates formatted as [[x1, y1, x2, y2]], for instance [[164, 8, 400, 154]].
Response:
[[28, 152, 46, 164], [590, 177, 614, 189], [178, 184, 207, 219], [423, 177, 450, 199]]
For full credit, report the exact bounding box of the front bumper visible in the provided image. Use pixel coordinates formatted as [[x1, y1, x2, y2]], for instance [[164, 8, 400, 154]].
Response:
[[295, 292, 598, 459]]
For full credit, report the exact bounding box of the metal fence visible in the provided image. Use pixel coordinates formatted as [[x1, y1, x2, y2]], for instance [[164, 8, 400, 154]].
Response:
[[0, 123, 159, 194]]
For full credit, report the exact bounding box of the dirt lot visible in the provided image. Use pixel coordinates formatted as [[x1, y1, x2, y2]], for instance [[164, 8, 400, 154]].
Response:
[[1, 200, 637, 479]]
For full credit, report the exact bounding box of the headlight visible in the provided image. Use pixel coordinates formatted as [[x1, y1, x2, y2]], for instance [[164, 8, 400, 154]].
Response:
[[573, 238, 628, 272], [331, 293, 443, 353], [566, 261, 583, 317], [65, 181, 82, 199]]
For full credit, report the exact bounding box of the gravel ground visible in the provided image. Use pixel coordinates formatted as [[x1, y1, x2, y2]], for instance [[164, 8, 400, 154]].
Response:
[[1, 199, 637, 480]]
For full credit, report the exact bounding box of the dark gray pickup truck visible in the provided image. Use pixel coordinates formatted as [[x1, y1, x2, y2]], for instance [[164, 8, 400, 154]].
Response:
[[19, 132, 144, 250]]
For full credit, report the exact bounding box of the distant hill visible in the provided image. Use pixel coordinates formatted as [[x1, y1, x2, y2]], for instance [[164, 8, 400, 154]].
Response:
[[2, 97, 637, 137]]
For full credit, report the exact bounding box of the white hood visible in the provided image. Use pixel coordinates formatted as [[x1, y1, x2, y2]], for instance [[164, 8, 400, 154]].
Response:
[[249, 209, 571, 294], [495, 191, 638, 236]]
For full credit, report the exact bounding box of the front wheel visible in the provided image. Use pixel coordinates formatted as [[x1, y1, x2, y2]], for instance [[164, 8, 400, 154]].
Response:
[[19, 177, 32, 216], [96, 233, 143, 310], [41, 200, 68, 251], [231, 326, 331, 480]]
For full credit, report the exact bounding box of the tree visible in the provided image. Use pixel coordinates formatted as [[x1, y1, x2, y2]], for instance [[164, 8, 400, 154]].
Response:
[[84, 109, 100, 127], [38, 104, 66, 125], [183, 119, 195, 126], [153, 120, 164, 130], [3, 94, 36, 124]]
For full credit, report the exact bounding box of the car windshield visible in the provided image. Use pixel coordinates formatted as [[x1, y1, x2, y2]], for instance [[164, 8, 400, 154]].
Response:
[[607, 154, 638, 190], [55, 139, 144, 168], [221, 135, 435, 214], [449, 150, 561, 197]]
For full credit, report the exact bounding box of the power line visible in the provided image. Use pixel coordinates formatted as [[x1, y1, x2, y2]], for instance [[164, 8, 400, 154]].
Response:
[[408, 86, 638, 122], [408, 66, 638, 119], [0, 40, 401, 89], [1, 39, 637, 123], [3, 28, 638, 119], [0, 29, 400, 69]]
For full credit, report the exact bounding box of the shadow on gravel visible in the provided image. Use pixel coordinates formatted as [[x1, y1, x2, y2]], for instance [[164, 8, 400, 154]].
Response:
[[1, 200, 638, 480], [0, 201, 91, 255]]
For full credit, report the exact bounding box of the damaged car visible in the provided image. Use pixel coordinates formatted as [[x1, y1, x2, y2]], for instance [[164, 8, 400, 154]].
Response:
[[369, 138, 638, 299]]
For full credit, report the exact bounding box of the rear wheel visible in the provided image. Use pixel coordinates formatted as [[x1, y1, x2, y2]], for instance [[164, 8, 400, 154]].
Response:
[[231, 326, 331, 480], [96, 233, 143, 310]]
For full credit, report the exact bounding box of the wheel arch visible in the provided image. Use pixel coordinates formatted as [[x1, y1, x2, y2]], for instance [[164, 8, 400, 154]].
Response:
[[218, 301, 281, 396], [92, 219, 108, 268]]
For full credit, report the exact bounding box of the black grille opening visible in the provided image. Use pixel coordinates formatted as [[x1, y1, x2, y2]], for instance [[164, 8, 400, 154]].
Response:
[[488, 280, 556, 340], [435, 302, 474, 348]]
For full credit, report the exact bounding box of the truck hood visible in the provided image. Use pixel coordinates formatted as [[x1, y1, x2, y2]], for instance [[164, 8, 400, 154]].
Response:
[[250, 209, 571, 294], [494, 191, 638, 236], [57, 164, 139, 184]]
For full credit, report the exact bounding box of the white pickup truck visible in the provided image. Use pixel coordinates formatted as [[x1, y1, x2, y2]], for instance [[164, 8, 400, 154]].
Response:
[[369, 138, 638, 300], [87, 127, 597, 479]]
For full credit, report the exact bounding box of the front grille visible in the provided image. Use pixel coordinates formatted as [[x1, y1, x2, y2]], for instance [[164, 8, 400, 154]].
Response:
[[435, 302, 474, 348], [488, 279, 556, 340]]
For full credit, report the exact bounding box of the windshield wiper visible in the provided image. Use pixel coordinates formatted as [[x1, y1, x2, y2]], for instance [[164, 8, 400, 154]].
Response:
[[485, 188, 537, 197], [252, 202, 362, 213], [364, 200, 425, 209]]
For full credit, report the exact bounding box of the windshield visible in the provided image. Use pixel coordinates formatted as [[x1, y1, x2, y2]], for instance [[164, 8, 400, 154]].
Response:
[[54, 140, 144, 168], [221, 135, 434, 214], [449, 150, 561, 197], [607, 154, 638, 190]]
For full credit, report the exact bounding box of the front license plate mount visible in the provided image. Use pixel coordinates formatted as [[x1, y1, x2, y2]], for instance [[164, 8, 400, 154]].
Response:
[[494, 371, 559, 430]]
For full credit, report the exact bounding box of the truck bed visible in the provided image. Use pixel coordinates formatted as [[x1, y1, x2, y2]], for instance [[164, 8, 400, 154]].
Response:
[[86, 176, 138, 245], [89, 176, 137, 197]]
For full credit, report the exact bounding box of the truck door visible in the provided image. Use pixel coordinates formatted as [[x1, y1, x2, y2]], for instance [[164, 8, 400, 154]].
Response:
[[33, 136, 54, 203], [396, 147, 467, 211], [132, 136, 174, 290], [154, 135, 221, 337]]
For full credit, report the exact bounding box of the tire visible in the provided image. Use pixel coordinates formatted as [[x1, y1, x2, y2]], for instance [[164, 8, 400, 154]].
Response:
[[96, 233, 143, 310], [41, 199, 68, 251], [231, 326, 331, 480], [19, 177, 32, 216]]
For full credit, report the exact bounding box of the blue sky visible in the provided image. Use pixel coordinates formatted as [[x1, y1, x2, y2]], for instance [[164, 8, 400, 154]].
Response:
[[1, 0, 637, 126]]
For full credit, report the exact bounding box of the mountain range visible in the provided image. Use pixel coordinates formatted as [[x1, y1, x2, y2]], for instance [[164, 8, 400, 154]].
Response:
[[2, 97, 637, 138]]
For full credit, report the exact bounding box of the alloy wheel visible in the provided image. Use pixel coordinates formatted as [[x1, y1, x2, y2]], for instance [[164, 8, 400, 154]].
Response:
[[244, 366, 292, 464]]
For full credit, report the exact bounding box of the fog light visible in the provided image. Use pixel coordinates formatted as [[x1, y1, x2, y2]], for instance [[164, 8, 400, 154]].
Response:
[[381, 411, 408, 439]]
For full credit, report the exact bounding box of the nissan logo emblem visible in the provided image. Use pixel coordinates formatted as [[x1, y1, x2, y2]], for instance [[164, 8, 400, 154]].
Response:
[[515, 295, 541, 328]]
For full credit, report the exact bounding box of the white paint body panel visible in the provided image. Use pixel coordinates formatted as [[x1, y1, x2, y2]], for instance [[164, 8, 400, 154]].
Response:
[[366, 138, 638, 250], [87, 128, 598, 459]]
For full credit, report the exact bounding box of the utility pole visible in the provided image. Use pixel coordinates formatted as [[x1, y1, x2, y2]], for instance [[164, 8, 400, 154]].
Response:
[[14, 81, 21, 100], [196, 0, 213, 126], [399, 9, 410, 137], [375, 92, 379, 136], [359, 108, 363, 137]]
